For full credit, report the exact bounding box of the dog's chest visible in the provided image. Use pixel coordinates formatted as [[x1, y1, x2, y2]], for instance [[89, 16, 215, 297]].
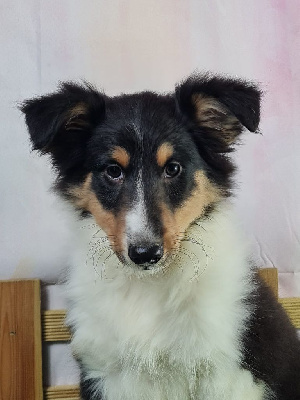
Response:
[[75, 305, 268, 400], [70, 281, 268, 399], [70, 266, 241, 366]]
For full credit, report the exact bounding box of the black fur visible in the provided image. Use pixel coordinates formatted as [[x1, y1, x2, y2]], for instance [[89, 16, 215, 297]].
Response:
[[175, 73, 261, 195], [80, 370, 104, 400], [20, 83, 106, 188], [21, 74, 260, 202], [242, 275, 300, 399], [175, 73, 261, 132]]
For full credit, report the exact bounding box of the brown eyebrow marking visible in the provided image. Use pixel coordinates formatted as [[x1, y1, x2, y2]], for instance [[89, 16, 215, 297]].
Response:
[[156, 143, 174, 167], [111, 146, 130, 168]]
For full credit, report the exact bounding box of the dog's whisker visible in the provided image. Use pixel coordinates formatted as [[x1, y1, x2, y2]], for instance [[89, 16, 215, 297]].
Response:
[[93, 246, 113, 262], [86, 236, 114, 275], [189, 245, 211, 282], [183, 236, 214, 257], [189, 258, 209, 282], [92, 247, 116, 280], [87, 243, 107, 257], [177, 247, 198, 265], [87, 242, 111, 259], [80, 223, 98, 230], [87, 241, 110, 257], [102, 251, 115, 268], [90, 234, 110, 243], [193, 221, 207, 231]]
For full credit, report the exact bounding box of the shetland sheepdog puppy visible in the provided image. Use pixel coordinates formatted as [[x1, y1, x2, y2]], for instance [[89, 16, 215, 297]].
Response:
[[22, 74, 300, 400]]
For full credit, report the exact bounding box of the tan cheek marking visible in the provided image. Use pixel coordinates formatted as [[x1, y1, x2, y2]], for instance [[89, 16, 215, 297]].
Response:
[[175, 170, 220, 230], [112, 146, 130, 169], [161, 171, 221, 253], [69, 173, 125, 253], [156, 143, 174, 167], [160, 203, 179, 253]]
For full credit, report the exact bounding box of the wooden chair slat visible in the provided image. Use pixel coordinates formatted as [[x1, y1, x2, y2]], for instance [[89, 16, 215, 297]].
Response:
[[42, 310, 71, 342], [44, 384, 80, 399], [0, 280, 43, 399], [258, 268, 278, 297], [279, 297, 300, 329]]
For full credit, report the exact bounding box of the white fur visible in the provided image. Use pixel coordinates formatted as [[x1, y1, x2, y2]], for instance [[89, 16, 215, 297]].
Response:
[[125, 170, 156, 246], [66, 202, 273, 400], [125, 173, 148, 236]]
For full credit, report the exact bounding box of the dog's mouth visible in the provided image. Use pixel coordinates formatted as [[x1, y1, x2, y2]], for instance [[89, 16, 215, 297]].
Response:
[[116, 251, 169, 272], [142, 264, 155, 271], [111, 245, 177, 276]]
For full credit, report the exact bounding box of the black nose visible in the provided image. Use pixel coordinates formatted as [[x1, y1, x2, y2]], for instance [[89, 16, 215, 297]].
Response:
[[128, 244, 163, 265]]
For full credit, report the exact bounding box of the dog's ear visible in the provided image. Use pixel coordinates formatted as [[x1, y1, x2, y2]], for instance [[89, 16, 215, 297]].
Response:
[[175, 74, 261, 150], [20, 82, 105, 154]]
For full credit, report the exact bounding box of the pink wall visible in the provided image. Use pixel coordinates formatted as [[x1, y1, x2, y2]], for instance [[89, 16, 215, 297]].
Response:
[[1, 0, 299, 295]]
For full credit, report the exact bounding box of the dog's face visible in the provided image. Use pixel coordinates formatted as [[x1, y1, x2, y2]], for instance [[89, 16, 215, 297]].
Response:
[[21, 74, 260, 269]]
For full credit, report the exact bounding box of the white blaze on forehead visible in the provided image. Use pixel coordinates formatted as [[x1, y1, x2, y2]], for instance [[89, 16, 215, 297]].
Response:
[[126, 201, 147, 234], [125, 170, 152, 239]]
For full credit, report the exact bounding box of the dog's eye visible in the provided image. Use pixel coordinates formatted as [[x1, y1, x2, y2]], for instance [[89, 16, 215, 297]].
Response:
[[164, 162, 181, 178], [105, 165, 124, 181]]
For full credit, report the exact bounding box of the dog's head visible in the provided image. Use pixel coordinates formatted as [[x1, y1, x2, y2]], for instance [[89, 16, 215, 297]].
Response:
[[21, 74, 260, 270]]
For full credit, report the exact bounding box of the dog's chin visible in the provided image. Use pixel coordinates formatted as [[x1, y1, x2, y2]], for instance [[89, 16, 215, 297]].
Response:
[[116, 252, 169, 277], [128, 261, 167, 276]]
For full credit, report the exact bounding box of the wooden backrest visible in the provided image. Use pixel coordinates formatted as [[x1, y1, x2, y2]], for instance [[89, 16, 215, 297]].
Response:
[[0, 280, 43, 400], [1, 269, 299, 400], [259, 268, 300, 328]]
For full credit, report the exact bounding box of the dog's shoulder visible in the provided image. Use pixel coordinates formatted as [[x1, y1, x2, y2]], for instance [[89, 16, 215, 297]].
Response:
[[241, 272, 300, 398]]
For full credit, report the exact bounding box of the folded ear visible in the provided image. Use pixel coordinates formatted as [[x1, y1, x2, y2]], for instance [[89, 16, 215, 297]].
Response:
[[20, 82, 105, 153], [175, 73, 261, 149]]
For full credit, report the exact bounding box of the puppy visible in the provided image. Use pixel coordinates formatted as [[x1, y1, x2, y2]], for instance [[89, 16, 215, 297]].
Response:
[[22, 74, 300, 400]]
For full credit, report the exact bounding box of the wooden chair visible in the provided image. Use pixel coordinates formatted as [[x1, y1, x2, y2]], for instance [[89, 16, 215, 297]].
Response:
[[1, 269, 299, 400]]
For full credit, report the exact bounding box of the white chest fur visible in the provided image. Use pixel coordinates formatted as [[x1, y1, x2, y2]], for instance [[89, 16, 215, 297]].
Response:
[[66, 204, 271, 400]]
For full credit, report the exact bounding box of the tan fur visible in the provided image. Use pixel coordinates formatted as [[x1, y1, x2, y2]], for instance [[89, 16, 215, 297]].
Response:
[[161, 171, 221, 252], [112, 146, 130, 168], [69, 170, 219, 258], [192, 94, 240, 144], [65, 103, 89, 131], [156, 143, 174, 167], [69, 174, 125, 253]]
